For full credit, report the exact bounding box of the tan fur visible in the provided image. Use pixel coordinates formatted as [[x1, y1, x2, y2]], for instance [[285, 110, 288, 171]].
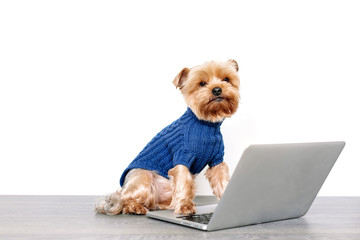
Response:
[[173, 68, 190, 89], [168, 165, 196, 215], [178, 60, 240, 122], [95, 169, 172, 215], [205, 162, 230, 199], [95, 60, 240, 215]]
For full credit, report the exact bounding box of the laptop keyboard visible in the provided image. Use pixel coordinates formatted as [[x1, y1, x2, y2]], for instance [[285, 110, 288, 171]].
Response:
[[177, 213, 213, 225]]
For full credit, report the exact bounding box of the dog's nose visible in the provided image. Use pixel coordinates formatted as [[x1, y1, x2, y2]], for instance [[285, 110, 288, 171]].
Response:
[[212, 87, 222, 96]]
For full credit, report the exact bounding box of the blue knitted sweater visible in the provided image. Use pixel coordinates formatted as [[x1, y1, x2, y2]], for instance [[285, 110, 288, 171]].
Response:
[[120, 108, 225, 186]]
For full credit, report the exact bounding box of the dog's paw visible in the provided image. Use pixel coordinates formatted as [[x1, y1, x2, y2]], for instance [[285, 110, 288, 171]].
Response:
[[122, 200, 148, 215], [175, 201, 196, 215], [213, 187, 225, 199]]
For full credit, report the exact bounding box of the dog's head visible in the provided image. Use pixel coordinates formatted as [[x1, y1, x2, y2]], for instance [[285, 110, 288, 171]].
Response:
[[173, 60, 240, 122]]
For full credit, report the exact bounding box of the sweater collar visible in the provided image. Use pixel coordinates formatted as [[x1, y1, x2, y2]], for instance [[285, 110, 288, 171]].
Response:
[[186, 108, 224, 127]]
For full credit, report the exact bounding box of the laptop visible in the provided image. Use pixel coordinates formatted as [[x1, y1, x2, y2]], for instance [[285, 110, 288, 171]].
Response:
[[146, 141, 345, 231]]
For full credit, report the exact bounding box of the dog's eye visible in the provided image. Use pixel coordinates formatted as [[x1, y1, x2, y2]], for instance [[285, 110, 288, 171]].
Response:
[[199, 81, 207, 87], [223, 77, 230, 83]]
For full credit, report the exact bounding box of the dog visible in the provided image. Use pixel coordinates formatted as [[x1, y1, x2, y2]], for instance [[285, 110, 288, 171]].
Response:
[[95, 59, 240, 215]]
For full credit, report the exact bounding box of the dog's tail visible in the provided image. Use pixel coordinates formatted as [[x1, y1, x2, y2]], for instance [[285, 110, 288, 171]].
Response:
[[95, 190, 124, 215]]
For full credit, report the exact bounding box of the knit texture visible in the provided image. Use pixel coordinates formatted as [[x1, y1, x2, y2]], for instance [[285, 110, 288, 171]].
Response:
[[120, 108, 225, 186]]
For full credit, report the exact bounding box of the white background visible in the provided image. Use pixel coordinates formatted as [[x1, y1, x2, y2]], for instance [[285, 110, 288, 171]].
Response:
[[0, 0, 359, 196]]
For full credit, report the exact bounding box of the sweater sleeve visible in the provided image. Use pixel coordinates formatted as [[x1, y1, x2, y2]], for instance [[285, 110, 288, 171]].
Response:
[[172, 148, 197, 170], [208, 149, 224, 168]]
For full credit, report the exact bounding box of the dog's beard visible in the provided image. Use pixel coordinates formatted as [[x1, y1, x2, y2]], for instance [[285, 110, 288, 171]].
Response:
[[187, 89, 240, 122], [199, 96, 238, 122]]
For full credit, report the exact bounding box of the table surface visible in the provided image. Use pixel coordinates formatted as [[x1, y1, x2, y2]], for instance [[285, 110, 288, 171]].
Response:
[[0, 195, 359, 240]]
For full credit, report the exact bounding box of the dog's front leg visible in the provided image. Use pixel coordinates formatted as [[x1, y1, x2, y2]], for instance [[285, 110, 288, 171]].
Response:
[[168, 165, 196, 215], [205, 162, 230, 199]]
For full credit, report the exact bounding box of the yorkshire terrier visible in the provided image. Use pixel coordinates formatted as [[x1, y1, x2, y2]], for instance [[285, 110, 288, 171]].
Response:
[[95, 59, 240, 215]]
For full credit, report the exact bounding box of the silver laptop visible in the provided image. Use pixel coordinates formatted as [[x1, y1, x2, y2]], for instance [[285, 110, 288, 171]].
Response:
[[146, 141, 345, 231]]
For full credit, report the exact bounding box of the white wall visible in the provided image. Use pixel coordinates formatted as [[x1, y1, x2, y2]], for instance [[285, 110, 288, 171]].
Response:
[[0, 0, 359, 196]]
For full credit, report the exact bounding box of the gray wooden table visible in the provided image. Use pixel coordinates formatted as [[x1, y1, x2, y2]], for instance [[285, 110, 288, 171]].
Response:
[[0, 195, 359, 240]]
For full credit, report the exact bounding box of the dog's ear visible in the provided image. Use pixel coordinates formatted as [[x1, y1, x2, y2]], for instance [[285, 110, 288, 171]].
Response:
[[227, 59, 239, 72], [173, 68, 190, 89]]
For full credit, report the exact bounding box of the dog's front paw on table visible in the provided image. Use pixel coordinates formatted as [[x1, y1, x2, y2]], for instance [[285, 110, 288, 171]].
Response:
[[175, 201, 196, 215]]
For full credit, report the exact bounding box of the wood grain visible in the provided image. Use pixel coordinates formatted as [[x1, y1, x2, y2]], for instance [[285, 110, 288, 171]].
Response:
[[0, 196, 359, 239]]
